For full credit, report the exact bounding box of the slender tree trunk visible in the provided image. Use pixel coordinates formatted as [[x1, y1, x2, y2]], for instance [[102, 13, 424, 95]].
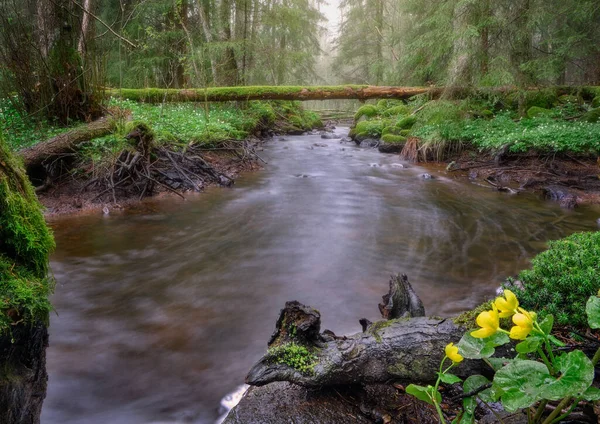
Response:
[[219, 0, 239, 85], [77, 0, 92, 55], [444, 0, 474, 98], [374, 0, 383, 84], [198, 0, 219, 83], [479, 0, 489, 76]]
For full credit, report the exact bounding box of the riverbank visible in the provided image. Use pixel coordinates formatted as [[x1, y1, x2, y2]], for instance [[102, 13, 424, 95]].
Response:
[[348, 88, 600, 207], [1, 99, 324, 215]]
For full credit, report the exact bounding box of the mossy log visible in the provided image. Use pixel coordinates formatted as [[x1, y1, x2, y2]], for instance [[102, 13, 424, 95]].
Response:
[[246, 275, 493, 388], [107, 85, 432, 102], [20, 114, 127, 176], [106, 85, 600, 103]]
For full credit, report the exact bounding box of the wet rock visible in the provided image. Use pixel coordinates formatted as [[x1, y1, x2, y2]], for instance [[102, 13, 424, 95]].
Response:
[[320, 133, 341, 140], [391, 163, 407, 169], [359, 139, 380, 148], [222, 382, 373, 424], [543, 185, 577, 208], [313, 143, 328, 148], [378, 142, 405, 154], [421, 173, 434, 180], [340, 137, 351, 143]]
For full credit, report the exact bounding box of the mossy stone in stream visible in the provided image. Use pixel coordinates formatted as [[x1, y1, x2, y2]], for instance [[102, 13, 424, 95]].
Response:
[[380, 134, 406, 144], [0, 134, 54, 333], [354, 105, 379, 121]]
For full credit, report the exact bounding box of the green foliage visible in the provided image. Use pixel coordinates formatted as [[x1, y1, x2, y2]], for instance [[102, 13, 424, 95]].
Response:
[[267, 342, 317, 374], [414, 111, 600, 155], [581, 108, 600, 123], [380, 134, 406, 144], [415, 101, 464, 127], [592, 97, 600, 108], [354, 104, 379, 121], [526, 106, 552, 119], [505, 89, 559, 111], [0, 98, 75, 150], [0, 133, 55, 333], [518, 232, 600, 327]]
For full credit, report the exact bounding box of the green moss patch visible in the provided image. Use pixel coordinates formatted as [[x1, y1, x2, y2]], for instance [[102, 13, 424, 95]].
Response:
[[266, 342, 317, 374], [381, 134, 406, 144], [354, 105, 379, 121], [0, 134, 55, 333], [517, 231, 600, 327]]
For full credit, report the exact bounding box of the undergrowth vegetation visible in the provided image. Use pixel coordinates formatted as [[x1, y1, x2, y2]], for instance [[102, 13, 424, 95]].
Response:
[[350, 89, 600, 159], [515, 232, 600, 327]]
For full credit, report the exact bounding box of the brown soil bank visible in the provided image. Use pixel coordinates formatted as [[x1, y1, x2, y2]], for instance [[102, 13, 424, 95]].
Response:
[[36, 137, 263, 216], [438, 151, 600, 208]]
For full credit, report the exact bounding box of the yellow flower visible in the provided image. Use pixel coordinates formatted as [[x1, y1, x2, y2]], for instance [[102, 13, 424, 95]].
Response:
[[471, 305, 500, 339], [445, 342, 464, 363], [509, 308, 536, 340], [494, 289, 519, 318]]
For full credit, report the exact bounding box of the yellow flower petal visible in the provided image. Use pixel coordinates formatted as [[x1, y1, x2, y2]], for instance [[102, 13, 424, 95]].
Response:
[[445, 342, 464, 363], [509, 325, 531, 340], [471, 327, 496, 339], [494, 289, 519, 318]]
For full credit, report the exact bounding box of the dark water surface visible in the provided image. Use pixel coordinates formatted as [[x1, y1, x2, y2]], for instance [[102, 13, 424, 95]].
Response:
[[42, 129, 599, 423]]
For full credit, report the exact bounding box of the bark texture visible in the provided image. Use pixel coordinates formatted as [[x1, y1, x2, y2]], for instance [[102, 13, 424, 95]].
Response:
[[0, 321, 48, 424]]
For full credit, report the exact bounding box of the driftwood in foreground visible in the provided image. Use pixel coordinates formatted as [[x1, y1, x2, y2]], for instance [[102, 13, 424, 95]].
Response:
[[246, 274, 491, 388]]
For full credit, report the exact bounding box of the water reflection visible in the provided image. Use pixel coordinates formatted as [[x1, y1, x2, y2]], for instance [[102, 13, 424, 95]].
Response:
[[43, 128, 599, 423]]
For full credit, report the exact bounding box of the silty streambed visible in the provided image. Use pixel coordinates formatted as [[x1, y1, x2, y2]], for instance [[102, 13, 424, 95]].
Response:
[[42, 128, 600, 423]]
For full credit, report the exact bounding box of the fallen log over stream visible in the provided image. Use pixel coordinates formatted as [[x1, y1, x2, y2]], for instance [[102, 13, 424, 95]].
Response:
[[106, 85, 600, 103], [245, 275, 494, 388]]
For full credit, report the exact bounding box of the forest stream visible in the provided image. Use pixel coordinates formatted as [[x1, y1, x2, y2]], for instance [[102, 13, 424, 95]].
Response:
[[42, 127, 600, 424]]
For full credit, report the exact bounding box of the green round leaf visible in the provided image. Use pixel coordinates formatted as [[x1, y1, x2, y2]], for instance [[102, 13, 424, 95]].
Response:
[[493, 359, 552, 412], [458, 331, 509, 359], [439, 372, 462, 385], [586, 296, 600, 329], [406, 384, 437, 406], [541, 350, 594, 400], [515, 336, 543, 354]]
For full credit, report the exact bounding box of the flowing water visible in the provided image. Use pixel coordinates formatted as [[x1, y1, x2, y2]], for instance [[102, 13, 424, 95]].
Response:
[[42, 128, 599, 423]]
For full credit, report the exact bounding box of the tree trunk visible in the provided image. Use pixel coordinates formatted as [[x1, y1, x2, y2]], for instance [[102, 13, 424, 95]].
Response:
[[443, 0, 474, 98], [245, 275, 499, 388], [20, 115, 124, 172], [198, 1, 219, 83], [0, 322, 48, 424]]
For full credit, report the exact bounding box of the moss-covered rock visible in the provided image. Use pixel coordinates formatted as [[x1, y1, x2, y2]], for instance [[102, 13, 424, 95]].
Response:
[[0, 134, 54, 333], [382, 126, 401, 136], [396, 115, 417, 129], [382, 105, 411, 117], [354, 105, 379, 121], [380, 134, 407, 144], [505, 89, 558, 111], [581, 108, 600, 123], [399, 129, 411, 137], [353, 119, 388, 139], [527, 106, 552, 119]]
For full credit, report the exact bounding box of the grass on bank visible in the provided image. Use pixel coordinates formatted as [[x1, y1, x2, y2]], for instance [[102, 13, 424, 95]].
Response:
[[0, 97, 322, 156], [350, 90, 600, 159]]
